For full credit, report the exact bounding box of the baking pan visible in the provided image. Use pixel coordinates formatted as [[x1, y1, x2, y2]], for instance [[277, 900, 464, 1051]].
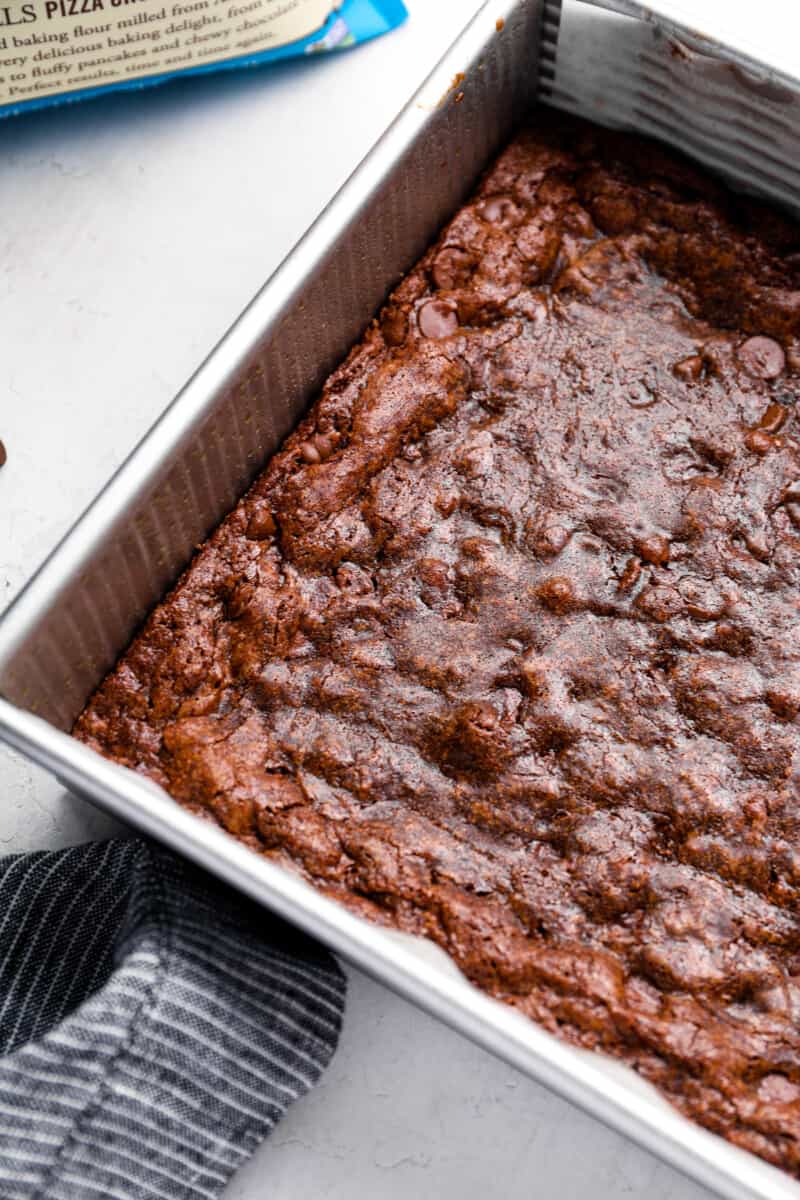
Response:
[[2, 2, 800, 1197]]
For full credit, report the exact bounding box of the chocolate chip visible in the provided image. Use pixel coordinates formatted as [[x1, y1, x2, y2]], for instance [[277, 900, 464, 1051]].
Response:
[[299, 441, 321, 465], [744, 428, 774, 455], [0, 439, 5, 469], [636, 535, 670, 566], [537, 575, 576, 613], [246, 507, 277, 540], [757, 402, 787, 433], [737, 336, 785, 380], [526, 517, 572, 560], [418, 299, 459, 340], [758, 1075, 800, 1104], [477, 194, 522, 228], [635, 584, 682, 623], [673, 355, 704, 382], [432, 246, 474, 291]]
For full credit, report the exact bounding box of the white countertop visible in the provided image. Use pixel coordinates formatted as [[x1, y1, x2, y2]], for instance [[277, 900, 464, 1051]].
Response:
[[0, 2, 754, 1196]]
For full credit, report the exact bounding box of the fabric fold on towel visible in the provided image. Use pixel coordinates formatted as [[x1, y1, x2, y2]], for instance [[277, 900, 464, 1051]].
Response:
[[0, 838, 346, 1199]]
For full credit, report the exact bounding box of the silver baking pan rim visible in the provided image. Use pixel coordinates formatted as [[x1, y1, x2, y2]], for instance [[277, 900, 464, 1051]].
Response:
[[1, 2, 799, 1197]]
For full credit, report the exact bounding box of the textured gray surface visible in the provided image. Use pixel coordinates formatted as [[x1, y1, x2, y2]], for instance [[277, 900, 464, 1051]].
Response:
[[0, 839, 345, 1200], [0, 1, 774, 1194]]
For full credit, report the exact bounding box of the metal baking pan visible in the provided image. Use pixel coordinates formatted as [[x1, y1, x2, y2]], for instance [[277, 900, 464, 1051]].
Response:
[[2, 2, 800, 1196]]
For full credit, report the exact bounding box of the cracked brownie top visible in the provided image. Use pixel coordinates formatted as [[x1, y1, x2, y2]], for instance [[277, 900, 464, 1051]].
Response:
[[76, 114, 800, 1174]]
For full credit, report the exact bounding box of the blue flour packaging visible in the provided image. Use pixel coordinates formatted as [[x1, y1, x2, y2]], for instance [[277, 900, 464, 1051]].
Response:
[[0, 0, 407, 115]]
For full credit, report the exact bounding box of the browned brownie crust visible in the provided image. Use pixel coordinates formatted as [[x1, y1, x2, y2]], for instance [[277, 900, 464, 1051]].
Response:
[[76, 115, 800, 1173]]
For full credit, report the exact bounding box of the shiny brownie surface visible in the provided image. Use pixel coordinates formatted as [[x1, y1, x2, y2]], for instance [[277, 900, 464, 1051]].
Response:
[[76, 115, 800, 1173]]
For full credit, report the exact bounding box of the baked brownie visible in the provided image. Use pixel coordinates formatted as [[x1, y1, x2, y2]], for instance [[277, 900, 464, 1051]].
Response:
[[76, 115, 800, 1174]]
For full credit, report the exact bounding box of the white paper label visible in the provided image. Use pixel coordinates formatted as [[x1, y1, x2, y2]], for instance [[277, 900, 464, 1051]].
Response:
[[0, 0, 335, 105]]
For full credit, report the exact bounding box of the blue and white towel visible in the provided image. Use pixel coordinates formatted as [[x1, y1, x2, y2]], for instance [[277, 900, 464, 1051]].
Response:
[[0, 839, 346, 1198]]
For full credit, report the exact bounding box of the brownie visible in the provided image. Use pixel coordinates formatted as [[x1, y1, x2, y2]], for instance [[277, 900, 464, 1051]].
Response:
[[75, 115, 800, 1174]]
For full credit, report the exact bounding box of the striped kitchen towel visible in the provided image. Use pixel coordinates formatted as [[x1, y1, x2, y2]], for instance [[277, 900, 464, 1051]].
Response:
[[0, 839, 346, 1199]]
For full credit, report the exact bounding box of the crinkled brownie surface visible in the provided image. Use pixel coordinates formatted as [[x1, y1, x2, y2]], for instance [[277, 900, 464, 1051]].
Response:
[[76, 115, 800, 1173]]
